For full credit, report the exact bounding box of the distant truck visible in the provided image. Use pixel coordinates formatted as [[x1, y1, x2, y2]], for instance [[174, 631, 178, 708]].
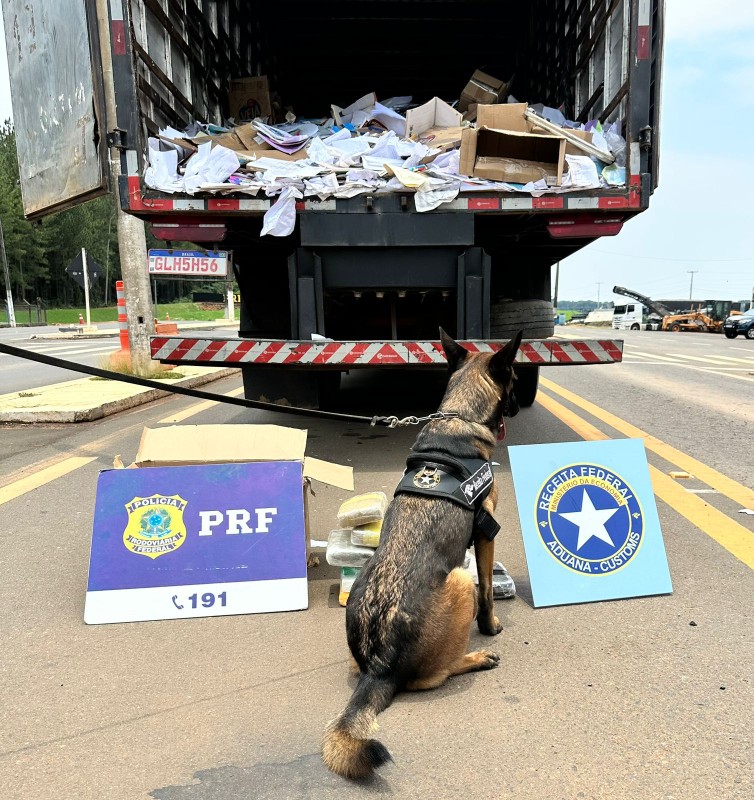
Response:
[[3, 0, 664, 407], [612, 302, 647, 331]]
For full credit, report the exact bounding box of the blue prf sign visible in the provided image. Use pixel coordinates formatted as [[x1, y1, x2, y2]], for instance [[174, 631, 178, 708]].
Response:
[[85, 461, 308, 624], [508, 439, 672, 608]]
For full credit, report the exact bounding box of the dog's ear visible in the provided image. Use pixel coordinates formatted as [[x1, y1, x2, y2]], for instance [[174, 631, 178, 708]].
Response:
[[439, 327, 469, 373], [489, 330, 523, 383]]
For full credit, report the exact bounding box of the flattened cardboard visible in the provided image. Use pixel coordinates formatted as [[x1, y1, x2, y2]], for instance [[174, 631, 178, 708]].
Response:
[[133, 425, 353, 489], [405, 97, 462, 139], [229, 76, 272, 123], [459, 70, 509, 112], [135, 425, 307, 467], [476, 103, 529, 133], [304, 457, 354, 491]]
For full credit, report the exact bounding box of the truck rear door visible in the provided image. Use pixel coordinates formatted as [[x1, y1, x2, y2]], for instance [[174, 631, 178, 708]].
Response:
[[1, 0, 109, 218]]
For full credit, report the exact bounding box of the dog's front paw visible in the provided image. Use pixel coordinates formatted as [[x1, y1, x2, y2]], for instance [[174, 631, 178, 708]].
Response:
[[478, 615, 503, 636], [477, 649, 501, 670]]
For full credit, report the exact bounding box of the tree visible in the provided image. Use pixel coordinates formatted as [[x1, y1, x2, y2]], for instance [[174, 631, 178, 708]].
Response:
[[0, 120, 49, 301], [0, 120, 121, 306]]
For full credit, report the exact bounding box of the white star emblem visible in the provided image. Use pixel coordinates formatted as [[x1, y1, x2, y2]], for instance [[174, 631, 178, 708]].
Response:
[[558, 489, 619, 551]]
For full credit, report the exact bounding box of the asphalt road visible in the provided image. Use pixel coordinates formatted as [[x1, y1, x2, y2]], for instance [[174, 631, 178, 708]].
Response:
[[0, 326, 752, 800], [0, 324, 237, 393]]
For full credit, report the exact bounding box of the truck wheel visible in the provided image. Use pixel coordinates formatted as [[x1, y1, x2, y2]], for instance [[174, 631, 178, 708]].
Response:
[[490, 299, 554, 339], [630, 323, 640, 331], [514, 366, 539, 407], [669, 322, 681, 332]]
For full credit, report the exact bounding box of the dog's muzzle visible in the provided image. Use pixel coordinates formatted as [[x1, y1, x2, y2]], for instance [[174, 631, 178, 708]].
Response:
[[505, 390, 520, 418]]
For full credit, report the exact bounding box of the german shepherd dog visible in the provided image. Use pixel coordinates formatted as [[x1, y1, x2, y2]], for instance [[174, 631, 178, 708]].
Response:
[[322, 329, 523, 779]]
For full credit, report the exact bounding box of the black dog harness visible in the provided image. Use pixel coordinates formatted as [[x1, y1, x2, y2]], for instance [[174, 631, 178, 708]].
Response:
[[394, 450, 500, 546]]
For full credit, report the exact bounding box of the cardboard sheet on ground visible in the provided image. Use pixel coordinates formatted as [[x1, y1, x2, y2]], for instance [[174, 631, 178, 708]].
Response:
[[508, 438, 672, 608]]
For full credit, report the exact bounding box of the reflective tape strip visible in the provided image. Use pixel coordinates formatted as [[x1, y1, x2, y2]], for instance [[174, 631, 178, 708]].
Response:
[[502, 197, 533, 210], [173, 199, 208, 211], [305, 200, 336, 211], [126, 150, 139, 176], [565, 197, 600, 210], [151, 338, 623, 366]]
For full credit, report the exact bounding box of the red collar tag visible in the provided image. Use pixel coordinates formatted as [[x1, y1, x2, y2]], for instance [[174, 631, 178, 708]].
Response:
[[497, 419, 506, 441]]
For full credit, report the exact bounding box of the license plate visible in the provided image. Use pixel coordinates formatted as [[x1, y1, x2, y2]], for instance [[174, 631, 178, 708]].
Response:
[[148, 250, 230, 278]]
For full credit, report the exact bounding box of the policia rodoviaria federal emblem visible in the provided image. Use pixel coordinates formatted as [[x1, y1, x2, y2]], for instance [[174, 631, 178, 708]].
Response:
[[123, 494, 188, 559]]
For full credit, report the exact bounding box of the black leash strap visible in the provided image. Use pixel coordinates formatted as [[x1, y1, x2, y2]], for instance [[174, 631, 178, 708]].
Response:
[[0, 341, 397, 426]]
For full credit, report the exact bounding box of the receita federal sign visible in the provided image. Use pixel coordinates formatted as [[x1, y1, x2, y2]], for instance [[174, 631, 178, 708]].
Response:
[[509, 438, 672, 607]]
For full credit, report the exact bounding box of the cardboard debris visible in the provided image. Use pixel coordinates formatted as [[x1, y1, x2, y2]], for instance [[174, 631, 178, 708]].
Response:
[[405, 96, 462, 139], [144, 73, 628, 221], [460, 127, 566, 185], [459, 69, 510, 112], [229, 76, 272, 123]]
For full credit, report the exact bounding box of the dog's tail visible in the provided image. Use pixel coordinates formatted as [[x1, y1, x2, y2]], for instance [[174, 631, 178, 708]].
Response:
[[322, 673, 396, 779]]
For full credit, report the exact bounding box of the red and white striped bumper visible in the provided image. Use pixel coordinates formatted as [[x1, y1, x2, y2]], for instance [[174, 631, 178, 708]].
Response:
[[151, 337, 623, 367]]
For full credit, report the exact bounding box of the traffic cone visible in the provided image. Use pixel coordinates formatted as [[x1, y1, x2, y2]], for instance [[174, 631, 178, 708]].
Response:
[[78, 313, 84, 324]]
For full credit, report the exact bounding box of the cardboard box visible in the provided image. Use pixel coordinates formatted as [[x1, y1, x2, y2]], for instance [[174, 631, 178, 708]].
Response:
[[459, 70, 509, 112], [460, 127, 566, 185], [405, 96, 463, 139], [477, 102, 529, 132], [229, 76, 272, 123], [84, 425, 353, 624]]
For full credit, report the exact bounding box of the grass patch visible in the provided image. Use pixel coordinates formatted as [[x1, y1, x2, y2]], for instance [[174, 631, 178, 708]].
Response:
[[46, 302, 228, 325], [94, 351, 185, 380]]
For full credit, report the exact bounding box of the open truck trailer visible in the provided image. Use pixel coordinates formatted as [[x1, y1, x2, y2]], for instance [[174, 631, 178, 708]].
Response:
[[3, 0, 664, 407]]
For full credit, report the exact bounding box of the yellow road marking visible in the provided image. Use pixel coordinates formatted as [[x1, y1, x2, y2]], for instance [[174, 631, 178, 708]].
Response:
[[158, 386, 245, 424], [0, 457, 97, 507], [540, 376, 754, 509], [536, 390, 754, 569]]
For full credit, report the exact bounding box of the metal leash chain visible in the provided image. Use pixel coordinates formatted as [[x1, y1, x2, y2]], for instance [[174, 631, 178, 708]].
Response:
[[371, 411, 460, 428], [0, 341, 457, 429]]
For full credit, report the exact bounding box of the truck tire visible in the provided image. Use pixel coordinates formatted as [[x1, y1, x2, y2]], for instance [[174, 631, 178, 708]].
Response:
[[514, 366, 539, 407], [490, 299, 555, 340]]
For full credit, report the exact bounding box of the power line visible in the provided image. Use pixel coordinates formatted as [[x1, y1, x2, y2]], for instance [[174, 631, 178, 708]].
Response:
[[589, 250, 752, 263]]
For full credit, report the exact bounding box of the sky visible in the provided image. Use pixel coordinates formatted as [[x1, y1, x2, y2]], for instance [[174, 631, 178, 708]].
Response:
[[0, 1, 752, 305]]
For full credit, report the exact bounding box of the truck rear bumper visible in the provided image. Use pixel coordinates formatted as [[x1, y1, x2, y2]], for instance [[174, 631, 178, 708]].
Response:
[[151, 337, 623, 368]]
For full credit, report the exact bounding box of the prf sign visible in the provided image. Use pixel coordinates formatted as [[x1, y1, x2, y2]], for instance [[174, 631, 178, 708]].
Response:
[[85, 462, 307, 624], [148, 249, 229, 277]]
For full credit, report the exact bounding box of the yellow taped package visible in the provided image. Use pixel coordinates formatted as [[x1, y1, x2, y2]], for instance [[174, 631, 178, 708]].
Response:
[[336, 491, 387, 527], [339, 567, 361, 607], [351, 519, 382, 548]]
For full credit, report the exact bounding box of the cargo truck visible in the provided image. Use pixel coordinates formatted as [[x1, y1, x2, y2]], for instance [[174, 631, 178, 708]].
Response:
[[2, 0, 664, 407]]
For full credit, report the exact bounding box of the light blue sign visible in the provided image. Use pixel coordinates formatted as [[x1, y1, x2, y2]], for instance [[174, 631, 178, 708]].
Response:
[[508, 439, 672, 607]]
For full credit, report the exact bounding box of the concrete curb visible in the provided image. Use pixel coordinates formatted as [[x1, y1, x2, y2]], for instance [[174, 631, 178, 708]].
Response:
[[30, 321, 237, 341], [0, 368, 238, 424]]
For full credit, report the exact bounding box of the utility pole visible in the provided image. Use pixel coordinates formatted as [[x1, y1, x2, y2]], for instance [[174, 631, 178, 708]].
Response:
[[596, 282, 602, 308], [687, 270, 698, 303], [0, 217, 16, 327], [95, 0, 154, 375], [81, 248, 92, 327], [552, 261, 560, 310]]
